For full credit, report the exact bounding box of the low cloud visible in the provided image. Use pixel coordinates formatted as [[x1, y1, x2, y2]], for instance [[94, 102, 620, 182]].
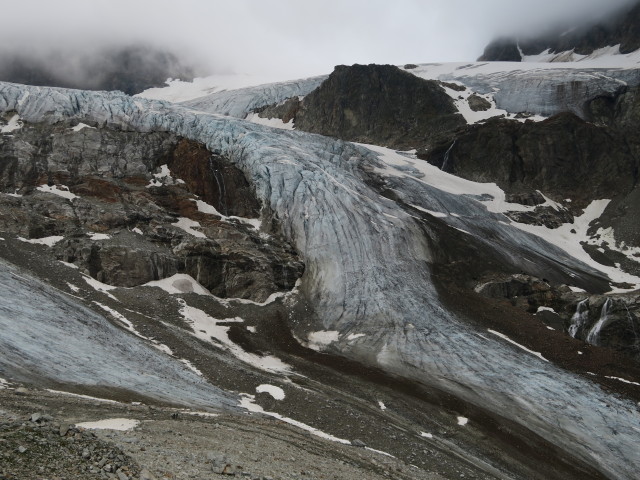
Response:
[[0, 0, 637, 83]]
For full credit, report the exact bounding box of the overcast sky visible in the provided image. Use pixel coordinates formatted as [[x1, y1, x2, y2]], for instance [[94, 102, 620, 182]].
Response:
[[3, 0, 637, 80]]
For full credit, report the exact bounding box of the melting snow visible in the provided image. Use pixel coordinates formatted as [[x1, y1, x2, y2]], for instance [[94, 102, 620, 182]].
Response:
[[87, 232, 111, 241], [144, 274, 211, 295], [173, 217, 207, 238], [488, 329, 548, 362], [256, 384, 286, 400], [1, 114, 22, 133], [36, 184, 78, 200], [194, 199, 262, 229], [536, 306, 556, 314], [75, 418, 139, 431], [605, 376, 640, 387], [240, 394, 351, 444], [347, 333, 366, 341], [178, 300, 291, 373], [18, 236, 64, 247], [70, 122, 95, 132], [46, 390, 121, 404], [82, 275, 119, 301]]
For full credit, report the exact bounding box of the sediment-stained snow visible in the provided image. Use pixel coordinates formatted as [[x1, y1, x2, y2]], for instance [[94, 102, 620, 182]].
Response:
[[75, 418, 139, 431], [144, 274, 211, 295]]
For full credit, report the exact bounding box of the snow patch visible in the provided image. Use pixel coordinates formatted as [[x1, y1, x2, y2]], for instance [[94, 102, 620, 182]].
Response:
[[246, 112, 294, 130], [178, 300, 291, 373], [1, 114, 23, 133], [66, 282, 80, 293], [70, 122, 95, 132], [36, 184, 78, 200], [59, 261, 79, 269], [193, 199, 261, 229], [144, 274, 211, 295], [306, 330, 340, 351], [46, 390, 120, 404], [240, 394, 351, 444], [173, 217, 207, 238], [131, 227, 143, 235], [256, 384, 285, 400], [82, 275, 119, 301], [75, 418, 139, 431], [605, 376, 640, 387], [346, 333, 366, 341], [147, 164, 185, 188], [536, 306, 556, 314], [420, 432, 434, 439], [488, 329, 548, 362], [0, 378, 10, 389], [457, 416, 469, 426], [87, 232, 111, 241], [378, 401, 386, 410], [18, 236, 64, 247]]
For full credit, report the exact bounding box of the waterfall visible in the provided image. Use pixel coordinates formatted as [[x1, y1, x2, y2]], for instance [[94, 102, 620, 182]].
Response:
[[568, 299, 589, 338], [441, 140, 456, 172], [209, 158, 228, 216], [586, 298, 613, 346]]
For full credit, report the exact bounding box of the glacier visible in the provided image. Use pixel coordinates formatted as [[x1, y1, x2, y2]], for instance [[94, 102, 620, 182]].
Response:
[[1, 80, 640, 479]]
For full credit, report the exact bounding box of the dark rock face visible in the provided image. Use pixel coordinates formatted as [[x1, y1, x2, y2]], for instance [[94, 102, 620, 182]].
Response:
[[0, 45, 197, 95], [293, 64, 466, 150], [419, 113, 638, 209], [166, 139, 261, 218], [474, 274, 640, 360], [0, 120, 303, 301], [479, 1, 640, 60]]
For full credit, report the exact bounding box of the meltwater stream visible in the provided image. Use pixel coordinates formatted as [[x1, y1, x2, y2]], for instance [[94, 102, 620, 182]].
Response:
[[2, 82, 640, 479]]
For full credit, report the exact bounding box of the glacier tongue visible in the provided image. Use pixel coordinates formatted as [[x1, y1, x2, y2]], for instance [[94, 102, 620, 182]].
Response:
[[1, 82, 639, 479]]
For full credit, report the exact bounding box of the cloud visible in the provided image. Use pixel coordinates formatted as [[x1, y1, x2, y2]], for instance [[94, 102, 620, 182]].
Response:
[[0, 0, 637, 81]]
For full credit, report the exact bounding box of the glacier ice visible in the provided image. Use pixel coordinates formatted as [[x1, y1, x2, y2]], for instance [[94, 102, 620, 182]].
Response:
[[1, 81, 639, 479]]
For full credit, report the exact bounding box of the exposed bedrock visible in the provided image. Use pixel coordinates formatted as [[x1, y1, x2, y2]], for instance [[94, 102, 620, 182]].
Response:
[[2, 83, 640, 479], [293, 64, 466, 150], [0, 118, 302, 301], [420, 112, 639, 212]]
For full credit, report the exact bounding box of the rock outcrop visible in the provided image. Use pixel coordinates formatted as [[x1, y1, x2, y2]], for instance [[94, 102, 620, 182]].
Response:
[[292, 64, 466, 150], [0, 118, 303, 301]]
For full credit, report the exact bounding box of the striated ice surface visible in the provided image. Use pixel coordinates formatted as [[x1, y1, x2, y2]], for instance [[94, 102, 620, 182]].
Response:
[[0, 259, 237, 411], [1, 82, 639, 478], [180, 76, 326, 118]]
